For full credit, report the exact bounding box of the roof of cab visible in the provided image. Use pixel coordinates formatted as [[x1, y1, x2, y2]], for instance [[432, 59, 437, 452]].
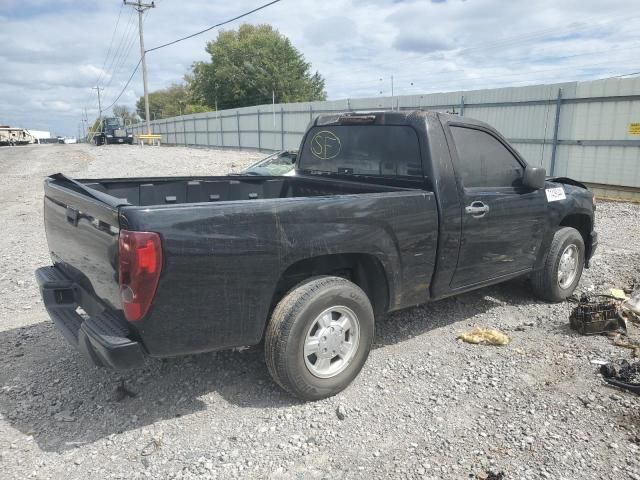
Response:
[[312, 109, 492, 130]]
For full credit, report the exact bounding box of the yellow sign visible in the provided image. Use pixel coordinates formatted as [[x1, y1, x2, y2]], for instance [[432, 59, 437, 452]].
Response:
[[629, 123, 640, 136]]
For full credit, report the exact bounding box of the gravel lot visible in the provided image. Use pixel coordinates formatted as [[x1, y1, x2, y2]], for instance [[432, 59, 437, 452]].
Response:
[[1, 143, 640, 480]]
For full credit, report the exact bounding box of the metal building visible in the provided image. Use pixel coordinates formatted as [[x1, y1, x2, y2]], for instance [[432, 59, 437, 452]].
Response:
[[130, 76, 640, 200]]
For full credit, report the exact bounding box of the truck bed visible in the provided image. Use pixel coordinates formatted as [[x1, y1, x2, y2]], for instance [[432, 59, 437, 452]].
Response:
[[42, 172, 439, 358], [79, 175, 404, 206]]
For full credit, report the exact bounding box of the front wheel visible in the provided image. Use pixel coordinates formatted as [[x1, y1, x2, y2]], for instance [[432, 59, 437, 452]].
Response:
[[265, 276, 374, 401], [531, 227, 585, 302]]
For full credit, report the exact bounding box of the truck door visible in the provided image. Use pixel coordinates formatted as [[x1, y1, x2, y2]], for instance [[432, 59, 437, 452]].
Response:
[[446, 124, 547, 289]]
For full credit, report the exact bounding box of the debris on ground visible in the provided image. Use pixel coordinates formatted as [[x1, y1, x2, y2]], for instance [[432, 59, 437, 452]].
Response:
[[114, 379, 137, 402], [336, 405, 347, 420], [610, 288, 628, 300], [476, 471, 506, 480], [457, 327, 510, 346], [609, 333, 640, 357], [590, 358, 609, 366], [53, 410, 76, 422], [141, 434, 163, 457], [622, 288, 640, 322], [600, 360, 640, 395], [569, 294, 625, 335]]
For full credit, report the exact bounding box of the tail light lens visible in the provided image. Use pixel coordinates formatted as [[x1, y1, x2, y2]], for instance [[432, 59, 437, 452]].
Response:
[[118, 230, 163, 322]]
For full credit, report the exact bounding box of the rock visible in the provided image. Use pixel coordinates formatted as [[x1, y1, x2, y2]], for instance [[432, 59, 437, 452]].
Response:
[[54, 411, 76, 423], [336, 405, 347, 421]]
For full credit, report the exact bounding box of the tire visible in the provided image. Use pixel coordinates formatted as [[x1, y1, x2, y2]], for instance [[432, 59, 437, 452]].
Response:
[[531, 227, 585, 302], [265, 276, 375, 401]]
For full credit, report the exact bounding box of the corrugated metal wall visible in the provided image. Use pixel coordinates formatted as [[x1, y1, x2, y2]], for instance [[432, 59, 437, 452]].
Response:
[[130, 77, 640, 188]]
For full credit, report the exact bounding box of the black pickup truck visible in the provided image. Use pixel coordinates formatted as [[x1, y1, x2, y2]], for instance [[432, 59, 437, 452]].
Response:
[[36, 111, 597, 400]]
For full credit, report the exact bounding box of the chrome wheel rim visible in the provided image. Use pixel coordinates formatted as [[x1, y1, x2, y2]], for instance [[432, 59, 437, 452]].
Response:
[[558, 244, 579, 289], [303, 306, 360, 379]]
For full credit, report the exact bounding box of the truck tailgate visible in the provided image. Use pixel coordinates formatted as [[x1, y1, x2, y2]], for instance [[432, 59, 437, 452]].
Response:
[[43, 175, 123, 310]]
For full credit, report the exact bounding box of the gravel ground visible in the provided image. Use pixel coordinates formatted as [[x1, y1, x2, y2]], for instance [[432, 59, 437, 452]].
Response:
[[1, 143, 640, 480]]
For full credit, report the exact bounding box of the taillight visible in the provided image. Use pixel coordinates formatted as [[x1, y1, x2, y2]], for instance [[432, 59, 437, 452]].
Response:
[[118, 230, 163, 322]]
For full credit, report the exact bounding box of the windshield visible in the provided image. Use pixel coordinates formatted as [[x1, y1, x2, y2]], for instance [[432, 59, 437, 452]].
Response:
[[298, 125, 422, 177], [242, 151, 296, 176], [106, 118, 122, 128]]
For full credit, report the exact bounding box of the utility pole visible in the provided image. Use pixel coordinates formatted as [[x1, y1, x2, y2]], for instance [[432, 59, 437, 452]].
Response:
[[81, 108, 88, 140], [124, 0, 155, 135], [92, 86, 103, 139], [92, 86, 103, 122]]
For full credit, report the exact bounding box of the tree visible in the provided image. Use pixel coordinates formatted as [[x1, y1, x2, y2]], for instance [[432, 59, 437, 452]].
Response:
[[188, 24, 326, 110], [112, 105, 139, 126], [136, 84, 207, 120]]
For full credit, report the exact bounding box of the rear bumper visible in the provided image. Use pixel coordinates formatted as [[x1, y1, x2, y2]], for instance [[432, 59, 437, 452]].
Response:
[[35, 266, 146, 370]]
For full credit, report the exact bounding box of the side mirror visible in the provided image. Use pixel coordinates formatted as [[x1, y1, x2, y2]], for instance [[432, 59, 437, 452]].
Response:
[[523, 166, 546, 189]]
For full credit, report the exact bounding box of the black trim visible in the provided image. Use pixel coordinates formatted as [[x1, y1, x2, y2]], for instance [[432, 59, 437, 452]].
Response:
[[35, 266, 145, 370]]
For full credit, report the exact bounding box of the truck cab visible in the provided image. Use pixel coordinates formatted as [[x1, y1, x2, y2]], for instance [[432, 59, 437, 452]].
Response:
[[94, 117, 134, 146]]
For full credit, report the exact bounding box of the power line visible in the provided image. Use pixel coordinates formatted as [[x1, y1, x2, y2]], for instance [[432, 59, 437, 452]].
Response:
[[615, 71, 640, 78], [101, 10, 138, 88], [96, 3, 125, 86], [81, 5, 130, 124], [82, 8, 135, 124], [102, 12, 145, 93], [145, 0, 282, 53], [101, 0, 284, 118], [102, 59, 142, 111]]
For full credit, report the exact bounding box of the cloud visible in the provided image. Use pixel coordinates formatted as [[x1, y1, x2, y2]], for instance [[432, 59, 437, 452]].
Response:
[[303, 16, 358, 46], [392, 33, 451, 53], [0, 0, 638, 135]]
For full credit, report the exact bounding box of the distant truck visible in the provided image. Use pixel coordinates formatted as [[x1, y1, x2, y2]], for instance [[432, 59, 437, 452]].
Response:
[[93, 117, 133, 146], [0, 126, 34, 146]]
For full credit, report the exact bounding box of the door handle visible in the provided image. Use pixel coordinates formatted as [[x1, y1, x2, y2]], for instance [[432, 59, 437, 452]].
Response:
[[465, 201, 490, 217], [66, 207, 79, 226]]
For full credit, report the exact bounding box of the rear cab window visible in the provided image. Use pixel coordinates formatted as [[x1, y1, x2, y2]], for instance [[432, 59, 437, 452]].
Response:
[[298, 125, 423, 179]]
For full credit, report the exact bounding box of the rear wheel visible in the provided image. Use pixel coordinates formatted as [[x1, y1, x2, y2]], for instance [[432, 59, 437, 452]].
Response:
[[531, 227, 585, 302], [265, 276, 374, 400]]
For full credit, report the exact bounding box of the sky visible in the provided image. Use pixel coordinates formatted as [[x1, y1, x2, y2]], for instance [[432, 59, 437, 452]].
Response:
[[1, 0, 639, 136]]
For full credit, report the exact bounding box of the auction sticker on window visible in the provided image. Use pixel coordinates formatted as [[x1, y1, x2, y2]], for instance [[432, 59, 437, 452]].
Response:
[[545, 187, 566, 202]]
